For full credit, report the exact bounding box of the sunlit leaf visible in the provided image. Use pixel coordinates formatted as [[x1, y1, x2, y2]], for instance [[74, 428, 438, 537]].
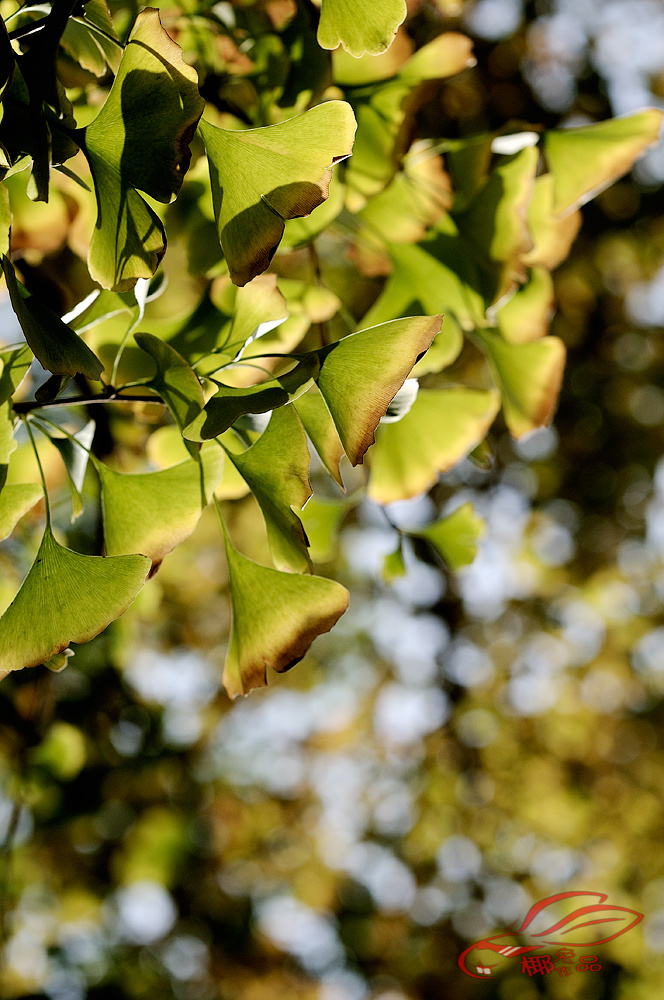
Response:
[[410, 502, 485, 569], [200, 102, 356, 285], [0, 181, 9, 256], [224, 405, 312, 573], [61, 0, 122, 77], [315, 315, 442, 465], [42, 420, 95, 522], [367, 388, 500, 503], [0, 399, 17, 488], [0, 483, 43, 541], [522, 174, 581, 270], [81, 8, 204, 290], [299, 493, 358, 563], [1, 256, 104, 379], [294, 390, 345, 489], [135, 333, 204, 457], [496, 266, 554, 344], [227, 275, 289, 356], [317, 0, 406, 57], [95, 448, 223, 574], [183, 355, 319, 442], [382, 541, 406, 583], [545, 109, 664, 216], [0, 342, 33, 406], [220, 506, 349, 697], [477, 329, 566, 438], [0, 525, 149, 675], [411, 313, 463, 376]]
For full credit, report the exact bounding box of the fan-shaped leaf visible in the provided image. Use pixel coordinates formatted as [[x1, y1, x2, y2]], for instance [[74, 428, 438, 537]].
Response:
[[135, 333, 204, 457], [293, 390, 345, 489], [410, 502, 485, 569], [0, 343, 33, 407], [0, 483, 43, 541], [0, 525, 149, 675], [318, 0, 406, 57]]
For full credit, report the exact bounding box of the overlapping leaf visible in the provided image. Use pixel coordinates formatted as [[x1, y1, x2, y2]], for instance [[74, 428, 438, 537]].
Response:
[[81, 8, 204, 290], [293, 390, 345, 489], [317, 0, 406, 57], [200, 102, 356, 285], [0, 342, 32, 406], [135, 333, 204, 457]]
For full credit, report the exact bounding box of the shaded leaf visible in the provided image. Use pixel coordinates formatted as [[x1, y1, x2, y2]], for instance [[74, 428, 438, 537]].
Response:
[[0, 342, 33, 406], [135, 333, 204, 457], [95, 448, 223, 574], [545, 109, 664, 216], [219, 505, 349, 697], [1, 256, 104, 379], [61, 0, 122, 77], [200, 101, 356, 285], [318, 0, 406, 57], [477, 329, 566, 438], [0, 524, 149, 675], [294, 390, 345, 489], [224, 405, 312, 573], [183, 355, 319, 442], [0, 483, 43, 541], [82, 8, 204, 290], [410, 502, 485, 569], [42, 420, 95, 522], [0, 399, 17, 489], [315, 315, 442, 465], [367, 388, 499, 503]]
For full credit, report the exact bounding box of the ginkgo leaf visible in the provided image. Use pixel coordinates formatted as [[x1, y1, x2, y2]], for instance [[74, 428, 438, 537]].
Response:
[[411, 314, 463, 377], [219, 506, 349, 697], [410, 502, 485, 570], [60, 0, 122, 78], [1, 256, 104, 380], [544, 109, 664, 216], [0, 399, 16, 487], [0, 342, 32, 406], [227, 275, 288, 355], [0, 182, 10, 257], [135, 333, 204, 457], [382, 541, 406, 583], [81, 7, 204, 290], [299, 493, 358, 562], [317, 0, 406, 57], [522, 174, 581, 270], [223, 405, 312, 573], [183, 355, 320, 442], [199, 102, 356, 286], [366, 388, 500, 503], [0, 524, 149, 674], [293, 390, 345, 489], [496, 266, 554, 344], [315, 315, 442, 465], [95, 448, 223, 574], [41, 420, 95, 522], [477, 329, 566, 438], [0, 483, 43, 541]]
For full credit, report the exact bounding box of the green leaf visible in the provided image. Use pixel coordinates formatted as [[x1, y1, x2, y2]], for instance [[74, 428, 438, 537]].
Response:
[[226, 274, 289, 356], [410, 502, 485, 570], [219, 506, 349, 697], [199, 101, 356, 286], [382, 541, 406, 583], [476, 329, 566, 438], [299, 493, 358, 563], [315, 315, 442, 465], [42, 420, 95, 522], [183, 355, 320, 442], [318, 0, 406, 56], [411, 313, 463, 377], [94, 448, 224, 574], [135, 333, 204, 457], [224, 405, 312, 573], [81, 8, 204, 290], [1, 256, 104, 380], [0, 181, 10, 257], [60, 0, 122, 77], [0, 524, 149, 676], [0, 342, 33, 406], [0, 483, 43, 541], [522, 174, 581, 270], [0, 399, 17, 489], [366, 388, 500, 503], [544, 110, 664, 216], [293, 390, 345, 489], [496, 266, 554, 344]]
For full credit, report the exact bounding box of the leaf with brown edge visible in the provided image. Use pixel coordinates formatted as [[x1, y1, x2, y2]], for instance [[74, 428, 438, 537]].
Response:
[[544, 109, 664, 217], [0, 525, 149, 675], [218, 503, 349, 698], [476, 329, 566, 438], [496, 266, 554, 344], [315, 315, 442, 466], [366, 388, 500, 504], [522, 174, 581, 270], [200, 102, 356, 286]]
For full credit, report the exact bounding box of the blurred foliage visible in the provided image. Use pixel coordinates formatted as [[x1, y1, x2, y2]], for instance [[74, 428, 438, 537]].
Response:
[[3, 1, 664, 999]]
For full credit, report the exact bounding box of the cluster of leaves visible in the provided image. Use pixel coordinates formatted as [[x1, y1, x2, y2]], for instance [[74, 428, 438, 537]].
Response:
[[0, 0, 661, 696]]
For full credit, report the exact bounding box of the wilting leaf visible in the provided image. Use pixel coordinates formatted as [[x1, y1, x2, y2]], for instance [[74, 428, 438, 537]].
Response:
[[496, 267, 554, 344], [477, 329, 566, 438], [219, 505, 349, 697], [183, 355, 319, 442], [367, 388, 499, 503], [82, 8, 204, 290], [224, 405, 313, 573], [1, 256, 104, 380], [200, 102, 356, 285], [544, 109, 664, 216], [315, 315, 442, 465], [135, 333, 204, 456], [95, 448, 223, 573], [0, 342, 33, 406], [410, 502, 485, 569], [317, 0, 406, 57], [294, 390, 345, 489], [0, 525, 149, 674], [0, 483, 43, 541]]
